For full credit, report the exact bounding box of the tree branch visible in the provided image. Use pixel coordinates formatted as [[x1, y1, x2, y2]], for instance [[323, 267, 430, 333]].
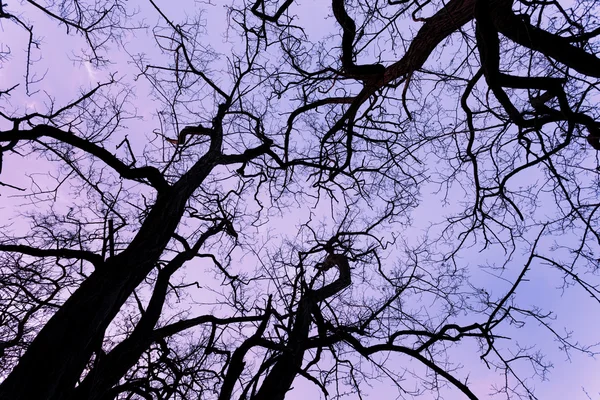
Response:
[[0, 125, 169, 191], [0, 244, 103, 267]]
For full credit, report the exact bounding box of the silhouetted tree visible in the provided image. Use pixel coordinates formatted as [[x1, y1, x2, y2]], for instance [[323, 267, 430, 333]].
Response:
[[1, 0, 600, 399]]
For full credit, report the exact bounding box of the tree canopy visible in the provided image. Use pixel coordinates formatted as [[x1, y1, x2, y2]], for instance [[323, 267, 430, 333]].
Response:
[[1, 0, 600, 399]]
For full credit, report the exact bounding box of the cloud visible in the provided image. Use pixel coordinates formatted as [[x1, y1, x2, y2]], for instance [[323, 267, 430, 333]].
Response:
[[84, 61, 98, 82]]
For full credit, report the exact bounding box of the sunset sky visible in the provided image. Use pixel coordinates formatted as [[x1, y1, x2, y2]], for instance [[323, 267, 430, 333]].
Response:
[[1, 0, 599, 398]]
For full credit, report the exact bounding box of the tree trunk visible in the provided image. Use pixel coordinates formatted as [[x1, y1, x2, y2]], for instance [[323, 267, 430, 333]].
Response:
[[0, 154, 217, 400]]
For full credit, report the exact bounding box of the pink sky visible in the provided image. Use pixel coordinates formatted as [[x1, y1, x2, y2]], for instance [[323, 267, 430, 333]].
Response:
[[1, 0, 600, 399]]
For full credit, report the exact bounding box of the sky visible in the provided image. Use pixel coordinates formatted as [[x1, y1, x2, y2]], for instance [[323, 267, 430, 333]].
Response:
[[1, 0, 600, 399]]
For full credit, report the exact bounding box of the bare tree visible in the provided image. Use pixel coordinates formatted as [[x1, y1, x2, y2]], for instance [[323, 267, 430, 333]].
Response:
[[1, 0, 600, 399]]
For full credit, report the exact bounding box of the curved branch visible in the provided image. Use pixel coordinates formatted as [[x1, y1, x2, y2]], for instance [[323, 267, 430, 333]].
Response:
[[0, 125, 168, 191], [331, 0, 386, 78], [341, 333, 480, 400], [251, 0, 294, 22]]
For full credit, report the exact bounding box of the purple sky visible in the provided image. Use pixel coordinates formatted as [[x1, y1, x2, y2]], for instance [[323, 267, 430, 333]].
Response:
[[1, 0, 600, 398]]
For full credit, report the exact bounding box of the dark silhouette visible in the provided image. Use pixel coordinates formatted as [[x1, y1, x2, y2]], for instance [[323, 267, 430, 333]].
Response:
[[1, 1, 600, 399]]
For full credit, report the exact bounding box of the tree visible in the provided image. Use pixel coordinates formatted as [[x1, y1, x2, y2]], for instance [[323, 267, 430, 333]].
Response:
[[1, 0, 600, 399]]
